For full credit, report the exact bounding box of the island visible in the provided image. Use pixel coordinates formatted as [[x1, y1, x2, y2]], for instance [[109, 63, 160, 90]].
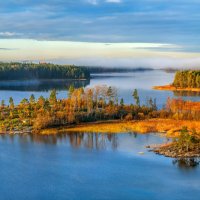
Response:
[[153, 70, 200, 92], [0, 84, 199, 159]]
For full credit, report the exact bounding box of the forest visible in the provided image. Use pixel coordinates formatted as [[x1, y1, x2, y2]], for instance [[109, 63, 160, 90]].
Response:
[[0, 85, 199, 133], [172, 70, 200, 88], [0, 62, 90, 80]]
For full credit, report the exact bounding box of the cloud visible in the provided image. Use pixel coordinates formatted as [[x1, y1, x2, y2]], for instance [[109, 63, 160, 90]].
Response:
[[50, 57, 200, 69], [1, 39, 200, 68], [0, 0, 200, 53], [0, 47, 18, 50], [0, 32, 19, 37]]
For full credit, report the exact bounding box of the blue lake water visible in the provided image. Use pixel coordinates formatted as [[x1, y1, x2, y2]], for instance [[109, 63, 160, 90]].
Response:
[[0, 133, 200, 200], [0, 70, 200, 199], [0, 70, 199, 108]]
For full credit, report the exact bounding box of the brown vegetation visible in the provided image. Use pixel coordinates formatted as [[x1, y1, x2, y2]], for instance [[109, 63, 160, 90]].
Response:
[[153, 85, 200, 92], [41, 119, 200, 135], [0, 86, 199, 137]]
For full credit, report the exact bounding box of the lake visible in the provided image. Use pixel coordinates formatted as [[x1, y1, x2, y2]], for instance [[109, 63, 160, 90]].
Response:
[[0, 70, 199, 108], [0, 70, 200, 200], [0, 132, 200, 200]]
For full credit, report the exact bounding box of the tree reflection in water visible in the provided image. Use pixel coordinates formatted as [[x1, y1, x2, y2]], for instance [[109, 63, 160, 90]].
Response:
[[66, 132, 119, 150], [173, 90, 200, 97], [0, 132, 120, 150], [0, 79, 90, 91], [173, 158, 200, 169], [2, 133, 200, 169]]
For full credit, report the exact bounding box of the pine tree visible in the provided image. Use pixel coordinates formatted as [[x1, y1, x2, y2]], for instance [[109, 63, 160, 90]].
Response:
[[49, 89, 57, 105], [9, 97, 14, 109], [120, 98, 124, 107], [132, 89, 140, 106], [29, 94, 35, 104]]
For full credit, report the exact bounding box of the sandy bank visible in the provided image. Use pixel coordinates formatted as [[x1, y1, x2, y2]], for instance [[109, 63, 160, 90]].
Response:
[[153, 85, 200, 92]]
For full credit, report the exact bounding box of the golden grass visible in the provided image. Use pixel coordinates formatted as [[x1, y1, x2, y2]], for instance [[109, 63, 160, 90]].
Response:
[[153, 85, 200, 92], [42, 119, 200, 137]]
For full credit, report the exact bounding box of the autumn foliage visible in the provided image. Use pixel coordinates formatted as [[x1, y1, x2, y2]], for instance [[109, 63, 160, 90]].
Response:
[[0, 85, 199, 134]]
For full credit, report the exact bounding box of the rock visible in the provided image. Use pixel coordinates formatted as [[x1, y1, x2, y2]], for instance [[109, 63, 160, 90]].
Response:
[[138, 152, 144, 155]]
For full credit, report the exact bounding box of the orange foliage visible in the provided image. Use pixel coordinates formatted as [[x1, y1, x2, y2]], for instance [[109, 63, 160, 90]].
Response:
[[61, 119, 200, 136], [153, 85, 200, 92]]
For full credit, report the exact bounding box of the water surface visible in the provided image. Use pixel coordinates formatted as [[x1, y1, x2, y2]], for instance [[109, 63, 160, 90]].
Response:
[[0, 70, 200, 200], [0, 70, 199, 108], [0, 132, 199, 200]]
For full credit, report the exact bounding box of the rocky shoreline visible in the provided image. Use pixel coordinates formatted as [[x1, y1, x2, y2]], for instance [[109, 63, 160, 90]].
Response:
[[0, 125, 33, 135], [148, 143, 200, 158]]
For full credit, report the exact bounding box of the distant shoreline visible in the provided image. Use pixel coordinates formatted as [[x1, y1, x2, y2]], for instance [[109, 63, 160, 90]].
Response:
[[153, 84, 200, 92], [0, 78, 88, 82]]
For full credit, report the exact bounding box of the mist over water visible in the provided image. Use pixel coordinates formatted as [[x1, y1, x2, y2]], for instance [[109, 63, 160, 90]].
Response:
[[0, 70, 199, 108]]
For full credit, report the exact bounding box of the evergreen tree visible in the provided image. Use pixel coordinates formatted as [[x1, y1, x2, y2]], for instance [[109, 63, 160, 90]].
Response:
[[9, 97, 14, 109], [120, 98, 124, 107], [132, 89, 140, 106], [20, 98, 29, 105], [173, 70, 200, 88], [49, 89, 57, 104], [29, 94, 35, 104]]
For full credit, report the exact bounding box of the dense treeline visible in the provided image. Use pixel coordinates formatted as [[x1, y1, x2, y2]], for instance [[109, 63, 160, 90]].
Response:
[[0, 62, 90, 80], [172, 70, 200, 88], [0, 85, 199, 133]]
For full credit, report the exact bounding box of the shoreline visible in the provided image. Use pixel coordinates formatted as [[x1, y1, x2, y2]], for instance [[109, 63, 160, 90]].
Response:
[[1, 119, 199, 135], [0, 78, 88, 82], [150, 143, 200, 158], [38, 118, 200, 136], [153, 85, 200, 92], [1, 119, 200, 159]]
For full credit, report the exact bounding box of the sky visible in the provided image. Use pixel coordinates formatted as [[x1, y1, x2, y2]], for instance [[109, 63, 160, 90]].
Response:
[[0, 0, 200, 68]]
